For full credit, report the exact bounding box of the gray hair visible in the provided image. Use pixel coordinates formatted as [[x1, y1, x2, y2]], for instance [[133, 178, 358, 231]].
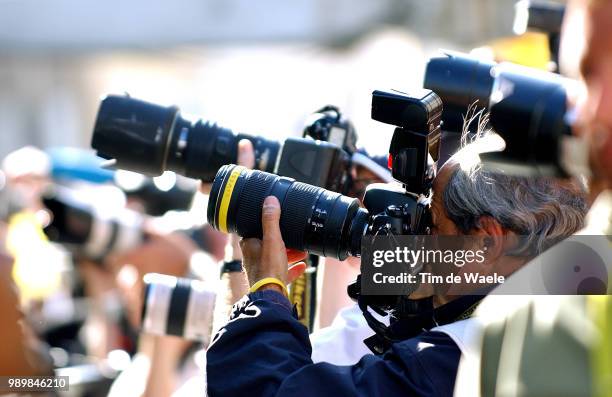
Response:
[[443, 127, 587, 255]]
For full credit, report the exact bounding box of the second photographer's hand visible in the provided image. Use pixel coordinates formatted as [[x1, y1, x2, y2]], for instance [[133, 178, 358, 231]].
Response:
[[240, 196, 307, 294]]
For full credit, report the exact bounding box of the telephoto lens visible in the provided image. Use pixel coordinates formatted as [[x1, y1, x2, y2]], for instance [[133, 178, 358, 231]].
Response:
[[486, 63, 572, 175], [207, 164, 369, 260], [141, 273, 216, 343], [91, 95, 281, 182], [42, 188, 144, 262], [425, 53, 581, 177], [424, 52, 495, 133]]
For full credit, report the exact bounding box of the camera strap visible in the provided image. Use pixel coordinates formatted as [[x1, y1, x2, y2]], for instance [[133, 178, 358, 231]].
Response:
[[361, 294, 485, 355]]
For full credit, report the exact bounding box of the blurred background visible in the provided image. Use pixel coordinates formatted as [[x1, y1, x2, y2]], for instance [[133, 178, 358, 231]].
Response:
[[0, 0, 564, 395], [0, 0, 558, 157]]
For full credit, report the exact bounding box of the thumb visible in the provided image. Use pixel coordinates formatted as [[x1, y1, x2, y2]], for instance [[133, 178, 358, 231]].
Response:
[[262, 196, 282, 242], [237, 139, 255, 168]]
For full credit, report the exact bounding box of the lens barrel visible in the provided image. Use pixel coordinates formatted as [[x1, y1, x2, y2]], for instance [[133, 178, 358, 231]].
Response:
[[424, 53, 495, 133], [424, 53, 573, 176], [43, 190, 144, 262], [141, 273, 216, 342], [488, 64, 570, 168], [92, 95, 179, 176], [92, 95, 281, 182], [207, 165, 367, 260]]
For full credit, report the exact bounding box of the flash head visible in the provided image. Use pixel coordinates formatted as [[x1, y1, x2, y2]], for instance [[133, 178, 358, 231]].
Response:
[[371, 89, 443, 132], [371, 89, 442, 193]]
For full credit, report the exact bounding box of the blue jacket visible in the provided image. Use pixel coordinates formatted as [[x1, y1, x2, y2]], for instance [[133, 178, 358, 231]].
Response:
[[206, 290, 462, 397]]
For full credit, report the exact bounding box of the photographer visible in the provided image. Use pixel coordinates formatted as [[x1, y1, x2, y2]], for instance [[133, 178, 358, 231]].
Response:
[[315, 150, 392, 330], [454, 0, 612, 395], [205, 134, 587, 397]]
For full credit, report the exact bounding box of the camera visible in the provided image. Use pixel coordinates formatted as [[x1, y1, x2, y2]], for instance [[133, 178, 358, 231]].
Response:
[[141, 273, 215, 342], [277, 105, 357, 193], [424, 52, 586, 177], [207, 89, 440, 346], [91, 95, 279, 182], [42, 187, 144, 262], [207, 88, 439, 260], [424, 53, 495, 134], [91, 95, 357, 193], [115, 171, 198, 216], [48, 146, 198, 216]]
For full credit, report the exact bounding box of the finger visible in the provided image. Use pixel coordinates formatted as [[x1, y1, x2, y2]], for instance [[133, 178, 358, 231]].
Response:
[[287, 262, 307, 284], [199, 180, 212, 195], [286, 249, 307, 264], [261, 196, 282, 243], [237, 139, 256, 168]]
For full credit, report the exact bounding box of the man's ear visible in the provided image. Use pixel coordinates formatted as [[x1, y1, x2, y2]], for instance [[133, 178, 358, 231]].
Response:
[[474, 215, 504, 236], [469, 215, 505, 262]]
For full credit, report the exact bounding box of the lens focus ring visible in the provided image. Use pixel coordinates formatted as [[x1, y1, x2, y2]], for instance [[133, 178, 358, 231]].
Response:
[[208, 165, 364, 259], [234, 170, 280, 238], [279, 182, 322, 250]]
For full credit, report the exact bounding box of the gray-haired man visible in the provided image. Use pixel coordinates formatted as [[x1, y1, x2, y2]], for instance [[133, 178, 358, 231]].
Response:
[[206, 133, 587, 397], [455, 0, 612, 395]]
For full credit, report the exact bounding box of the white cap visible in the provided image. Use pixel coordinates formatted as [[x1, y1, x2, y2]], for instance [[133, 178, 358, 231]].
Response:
[[2, 146, 51, 179]]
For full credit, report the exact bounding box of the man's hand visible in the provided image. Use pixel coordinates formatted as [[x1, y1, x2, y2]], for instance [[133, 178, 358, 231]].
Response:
[[240, 196, 307, 294]]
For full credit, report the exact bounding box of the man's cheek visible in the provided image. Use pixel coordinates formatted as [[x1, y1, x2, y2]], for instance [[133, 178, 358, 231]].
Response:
[[588, 124, 612, 184], [597, 129, 612, 183]]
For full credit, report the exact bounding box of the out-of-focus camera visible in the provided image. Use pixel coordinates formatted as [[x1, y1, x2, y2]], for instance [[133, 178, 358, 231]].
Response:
[[42, 187, 144, 263], [278, 105, 357, 193], [48, 146, 198, 216], [425, 52, 586, 177], [91, 95, 357, 193], [141, 273, 215, 343]]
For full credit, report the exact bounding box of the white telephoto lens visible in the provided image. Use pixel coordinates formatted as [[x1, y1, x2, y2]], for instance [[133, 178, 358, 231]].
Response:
[[141, 273, 216, 342]]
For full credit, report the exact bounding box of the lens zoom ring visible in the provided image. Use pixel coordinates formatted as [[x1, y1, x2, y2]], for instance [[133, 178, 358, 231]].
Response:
[[235, 171, 276, 238], [280, 182, 322, 250]]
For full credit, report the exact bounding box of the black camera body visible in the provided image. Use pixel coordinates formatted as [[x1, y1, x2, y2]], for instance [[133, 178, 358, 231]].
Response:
[[276, 137, 351, 194], [205, 89, 441, 350], [303, 105, 357, 152], [206, 90, 440, 314], [345, 90, 440, 339], [280, 105, 357, 193], [91, 95, 357, 193]]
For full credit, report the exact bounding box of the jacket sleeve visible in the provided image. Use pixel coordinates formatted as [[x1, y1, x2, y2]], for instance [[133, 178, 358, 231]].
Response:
[[206, 290, 448, 397]]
